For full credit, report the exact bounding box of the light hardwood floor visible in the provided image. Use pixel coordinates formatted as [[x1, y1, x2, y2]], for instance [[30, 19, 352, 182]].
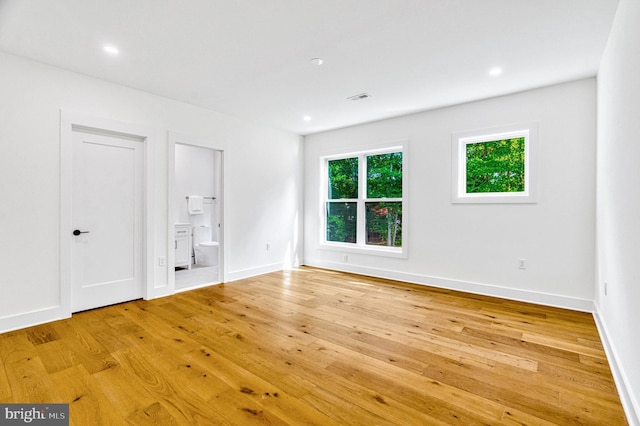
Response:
[[0, 267, 628, 425]]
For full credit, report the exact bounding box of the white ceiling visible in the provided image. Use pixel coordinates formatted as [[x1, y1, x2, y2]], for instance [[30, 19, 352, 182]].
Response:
[[0, 0, 619, 135]]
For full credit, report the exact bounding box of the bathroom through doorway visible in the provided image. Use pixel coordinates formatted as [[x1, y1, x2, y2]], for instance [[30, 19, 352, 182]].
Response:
[[170, 138, 224, 291]]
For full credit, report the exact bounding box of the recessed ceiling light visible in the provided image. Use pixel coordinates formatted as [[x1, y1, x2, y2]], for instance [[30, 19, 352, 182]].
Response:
[[347, 93, 370, 101], [489, 67, 503, 77], [303, 115, 312, 122], [103, 44, 120, 56], [310, 58, 323, 66]]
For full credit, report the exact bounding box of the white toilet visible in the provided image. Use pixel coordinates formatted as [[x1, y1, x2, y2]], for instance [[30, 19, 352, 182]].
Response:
[[193, 226, 219, 266]]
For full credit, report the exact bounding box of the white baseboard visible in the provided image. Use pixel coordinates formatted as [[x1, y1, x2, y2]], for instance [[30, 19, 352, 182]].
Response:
[[0, 305, 69, 334], [175, 281, 222, 293], [226, 262, 286, 283], [303, 259, 595, 312], [0, 261, 296, 334], [593, 311, 640, 426]]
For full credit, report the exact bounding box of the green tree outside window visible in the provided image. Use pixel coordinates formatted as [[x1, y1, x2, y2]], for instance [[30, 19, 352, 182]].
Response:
[[366, 152, 402, 247], [326, 151, 403, 248], [465, 137, 525, 194], [328, 157, 358, 199]]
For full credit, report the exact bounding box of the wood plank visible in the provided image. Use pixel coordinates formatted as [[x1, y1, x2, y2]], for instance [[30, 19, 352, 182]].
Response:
[[50, 318, 119, 375], [0, 362, 11, 401], [126, 402, 182, 426], [49, 365, 122, 426], [91, 363, 159, 420], [34, 339, 79, 374], [25, 323, 61, 346], [0, 334, 62, 403], [109, 346, 231, 424], [522, 332, 607, 359]]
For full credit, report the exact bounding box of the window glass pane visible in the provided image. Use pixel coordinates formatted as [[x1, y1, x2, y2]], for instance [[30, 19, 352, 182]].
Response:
[[365, 202, 402, 247], [328, 157, 358, 199], [326, 202, 357, 243], [367, 152, 402, 198], [466, 138, 525, 194]]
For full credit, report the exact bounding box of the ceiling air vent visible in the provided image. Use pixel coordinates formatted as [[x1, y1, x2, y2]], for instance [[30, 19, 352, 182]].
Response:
[[347, 93, 370, 101]]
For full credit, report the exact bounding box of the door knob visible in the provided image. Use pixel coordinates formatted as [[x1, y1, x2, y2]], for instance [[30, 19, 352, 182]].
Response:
[[73, 229, 90, 236]]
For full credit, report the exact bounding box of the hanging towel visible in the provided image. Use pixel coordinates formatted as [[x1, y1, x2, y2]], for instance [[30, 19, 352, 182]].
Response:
[[188, 195, 204, 215]]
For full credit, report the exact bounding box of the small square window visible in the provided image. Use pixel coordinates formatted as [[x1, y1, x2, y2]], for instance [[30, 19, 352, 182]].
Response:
[[452, 123, 538, 203]]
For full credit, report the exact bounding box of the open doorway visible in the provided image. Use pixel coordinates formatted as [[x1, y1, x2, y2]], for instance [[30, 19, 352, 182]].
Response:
[[170, 137, 224, 291]]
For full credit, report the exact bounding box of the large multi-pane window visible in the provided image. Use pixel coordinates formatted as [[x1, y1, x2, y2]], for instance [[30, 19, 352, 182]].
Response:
[[324, 147, 405, 253]]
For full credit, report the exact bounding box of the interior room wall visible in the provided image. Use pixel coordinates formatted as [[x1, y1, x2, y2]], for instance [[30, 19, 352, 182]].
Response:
[[0, 51, 303, 332], [304, 78, 597, 311], [596, 0, 640, 422], [174, 144, 217, 231]]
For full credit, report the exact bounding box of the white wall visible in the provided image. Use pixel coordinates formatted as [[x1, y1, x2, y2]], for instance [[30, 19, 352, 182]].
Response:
[[174, 144, 218, 233], [305, 79, 596, 311], [0, 51, 303, 332], [596, 0, 640, 422]]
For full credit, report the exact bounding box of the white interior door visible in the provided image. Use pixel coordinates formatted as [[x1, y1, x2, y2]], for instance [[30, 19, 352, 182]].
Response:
[[71, 129, 144, 312]]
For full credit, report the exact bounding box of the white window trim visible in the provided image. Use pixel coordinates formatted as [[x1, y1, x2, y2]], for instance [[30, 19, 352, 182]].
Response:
[[319, 141, 408, 258], [452, 122, 538, 204]]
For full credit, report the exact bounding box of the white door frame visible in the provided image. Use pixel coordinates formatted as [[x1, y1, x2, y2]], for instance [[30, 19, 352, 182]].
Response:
[[60, 111, 156, 316], [167, 131, 227, 292]]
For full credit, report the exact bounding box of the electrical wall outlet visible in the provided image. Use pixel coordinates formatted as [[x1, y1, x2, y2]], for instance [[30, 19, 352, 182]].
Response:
[[266, 242, 271, 251], [158, 256, 166, 266], [518, 258, 527, 269]]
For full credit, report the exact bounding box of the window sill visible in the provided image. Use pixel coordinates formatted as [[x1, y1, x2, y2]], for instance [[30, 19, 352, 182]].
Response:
[[319, 242, 407, 259], [452, 192, 537, 204]]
